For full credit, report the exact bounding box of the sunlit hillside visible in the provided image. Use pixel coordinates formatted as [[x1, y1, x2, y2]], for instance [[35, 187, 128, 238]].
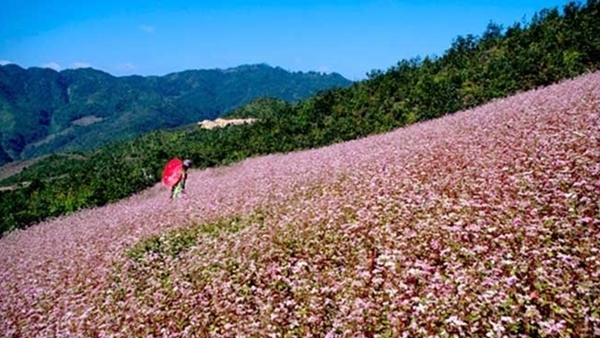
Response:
[[1, 72, 599, 337], [3, 0, 600, 235]]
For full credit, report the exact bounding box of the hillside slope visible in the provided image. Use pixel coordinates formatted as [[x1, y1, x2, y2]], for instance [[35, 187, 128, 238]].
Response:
[[0, 63, 352, 166], [2, 0, 599, 234], [1, 72, 599, 336]]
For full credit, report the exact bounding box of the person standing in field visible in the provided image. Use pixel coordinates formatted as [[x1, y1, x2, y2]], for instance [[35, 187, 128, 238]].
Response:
[[171, 159, 192, 199]]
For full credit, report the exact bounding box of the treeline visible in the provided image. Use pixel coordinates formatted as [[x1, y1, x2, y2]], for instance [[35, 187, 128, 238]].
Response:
[[2, 0, 600, 235]]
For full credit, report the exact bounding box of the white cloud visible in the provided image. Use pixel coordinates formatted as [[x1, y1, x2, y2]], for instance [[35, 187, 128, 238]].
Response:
[[0, 60, 12, 65], [42, 62, 61, 70], [72, 62, 92, 69], [317, 66, 330, 73], [139, 25, 155, 33]]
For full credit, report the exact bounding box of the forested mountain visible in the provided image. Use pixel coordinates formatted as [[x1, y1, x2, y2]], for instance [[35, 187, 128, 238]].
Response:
[[1, 0, 599, 235], [0, 63, 352, 166]]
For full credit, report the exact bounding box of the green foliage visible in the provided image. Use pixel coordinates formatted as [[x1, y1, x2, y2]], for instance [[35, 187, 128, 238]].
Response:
[[126, 214, 249, 262], [0, 153, 86, 186], [224, 97, 292, 119], [1, 0, 600, 236]]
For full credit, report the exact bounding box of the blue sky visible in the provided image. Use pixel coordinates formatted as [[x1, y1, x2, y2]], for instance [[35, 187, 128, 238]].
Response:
[[1, 0, 569, 80]]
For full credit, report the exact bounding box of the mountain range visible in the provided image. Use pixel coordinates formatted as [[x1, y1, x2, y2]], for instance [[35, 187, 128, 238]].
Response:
[[0, 63, 352, 167]]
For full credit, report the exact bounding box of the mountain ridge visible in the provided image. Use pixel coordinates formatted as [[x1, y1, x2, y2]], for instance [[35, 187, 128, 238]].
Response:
[[0, 63, 352, 166]]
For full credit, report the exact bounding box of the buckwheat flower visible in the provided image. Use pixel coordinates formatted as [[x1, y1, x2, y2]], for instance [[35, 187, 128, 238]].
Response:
[[488, 320, 505, 335], [445, 315, 467, 327], [539, 319, 566, 335], [482, 277, 494, 288], [308, 315, 320, 324], [505, 276, 519, 286], [414, 303, 427, 314]]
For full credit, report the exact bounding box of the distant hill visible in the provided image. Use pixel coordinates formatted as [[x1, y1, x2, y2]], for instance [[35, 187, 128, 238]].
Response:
[[0, 63, 352, 166]]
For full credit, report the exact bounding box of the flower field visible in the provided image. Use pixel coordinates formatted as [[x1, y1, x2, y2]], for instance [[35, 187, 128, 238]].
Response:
[[1, 72, 599, 337]]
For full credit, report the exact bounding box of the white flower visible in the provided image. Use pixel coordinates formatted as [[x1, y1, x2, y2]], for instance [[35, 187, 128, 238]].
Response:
[[445, 315, 467, 327]]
